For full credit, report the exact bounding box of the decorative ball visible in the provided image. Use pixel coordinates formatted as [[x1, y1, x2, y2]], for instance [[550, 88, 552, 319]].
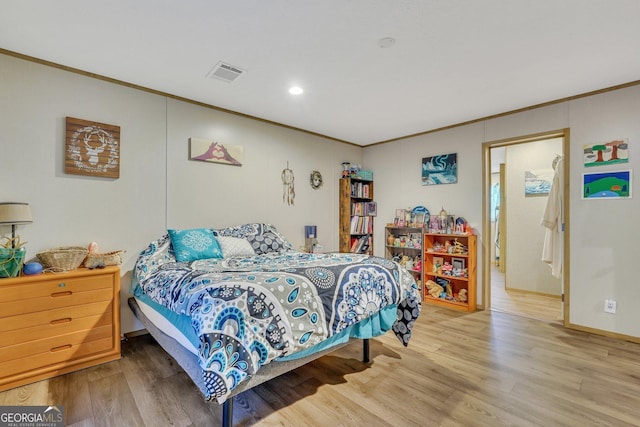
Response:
[[23, 262, 43, 275]]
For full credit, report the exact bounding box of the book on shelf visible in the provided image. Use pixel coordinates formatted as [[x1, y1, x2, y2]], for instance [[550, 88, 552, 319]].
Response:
[[350, 216, 373, 234], [351, 201, 377, 216], [350, 182, 372, 199], [350, 235, 370, 254]]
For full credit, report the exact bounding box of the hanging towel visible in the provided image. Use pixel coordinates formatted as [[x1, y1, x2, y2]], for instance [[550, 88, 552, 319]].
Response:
[[541, 156, 563, 278]]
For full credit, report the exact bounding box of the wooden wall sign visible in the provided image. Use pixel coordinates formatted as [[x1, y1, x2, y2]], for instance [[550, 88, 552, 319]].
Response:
[[65, 117, 120, 178]]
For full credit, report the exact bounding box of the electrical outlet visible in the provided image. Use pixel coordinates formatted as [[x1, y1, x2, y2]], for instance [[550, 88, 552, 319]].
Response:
[[604, 299, 617, 314]]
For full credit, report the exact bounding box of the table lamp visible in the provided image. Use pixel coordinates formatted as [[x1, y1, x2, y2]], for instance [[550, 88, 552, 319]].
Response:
[[0, 202, 33, 248]]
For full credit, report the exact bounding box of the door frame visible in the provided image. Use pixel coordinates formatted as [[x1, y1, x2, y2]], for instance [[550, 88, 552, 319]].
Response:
[[481, 128, 570, 325]]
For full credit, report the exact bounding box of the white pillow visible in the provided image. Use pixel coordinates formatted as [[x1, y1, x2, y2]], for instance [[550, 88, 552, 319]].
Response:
[[217, 236, 256, 258]]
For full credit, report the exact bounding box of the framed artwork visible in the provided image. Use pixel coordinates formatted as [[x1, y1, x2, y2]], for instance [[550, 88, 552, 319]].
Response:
[[65, 116, 120, 178], [451, 257, 466, 270], [582, 170, 631, 199], [421, 153, 458, 185], [189, 138, 243, 166], [525, 169, 554, 196], [584, 139, 629, 167], [432, 256, 444, 269], [394, 209, 406, 226], [310, 171, 323, 189]]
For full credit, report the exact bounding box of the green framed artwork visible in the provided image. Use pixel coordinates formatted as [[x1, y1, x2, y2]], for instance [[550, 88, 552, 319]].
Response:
[[583, 139, 628, 167], [582, 170, 631, 199]]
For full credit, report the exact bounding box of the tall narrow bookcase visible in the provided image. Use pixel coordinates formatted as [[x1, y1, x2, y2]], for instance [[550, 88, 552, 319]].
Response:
[[339, 177, 375, 254]]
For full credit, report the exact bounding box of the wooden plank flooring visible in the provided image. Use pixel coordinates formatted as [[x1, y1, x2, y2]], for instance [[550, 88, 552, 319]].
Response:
[[490, 264, 563, 323], [1, 306, 640, 426]]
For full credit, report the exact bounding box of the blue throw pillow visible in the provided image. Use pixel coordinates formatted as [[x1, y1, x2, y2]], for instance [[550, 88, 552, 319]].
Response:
[[168, 228, 223, 262]]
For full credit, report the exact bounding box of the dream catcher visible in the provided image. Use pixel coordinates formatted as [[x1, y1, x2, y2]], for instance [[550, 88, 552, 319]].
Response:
[[281, 161, 295, 205]]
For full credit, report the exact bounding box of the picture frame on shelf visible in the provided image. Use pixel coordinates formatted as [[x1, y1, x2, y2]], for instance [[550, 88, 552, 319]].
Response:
[[432, 256, 444, 272], [447, 215, 455, 234], [394, 209, 406, 226], [413, 212, 426, 227], [451, 257, 466, 270]]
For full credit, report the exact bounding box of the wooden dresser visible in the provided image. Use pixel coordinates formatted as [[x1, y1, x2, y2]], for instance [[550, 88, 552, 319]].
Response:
[[0, 266, 121, 391]]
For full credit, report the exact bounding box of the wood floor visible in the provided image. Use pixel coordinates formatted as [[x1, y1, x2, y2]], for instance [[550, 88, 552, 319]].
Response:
[[490, 264, 563, 323], [2, 305, 640, 426]]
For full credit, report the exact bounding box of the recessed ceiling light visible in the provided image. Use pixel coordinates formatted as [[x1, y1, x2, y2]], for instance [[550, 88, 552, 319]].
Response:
[[289, 86, 304, 95]]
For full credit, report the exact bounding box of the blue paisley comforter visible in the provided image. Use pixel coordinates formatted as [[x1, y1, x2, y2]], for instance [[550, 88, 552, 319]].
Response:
[[133, 234, 421, 403]]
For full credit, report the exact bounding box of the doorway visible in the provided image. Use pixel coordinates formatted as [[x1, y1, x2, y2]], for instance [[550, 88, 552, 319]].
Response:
[[482, 130, 569, 324]]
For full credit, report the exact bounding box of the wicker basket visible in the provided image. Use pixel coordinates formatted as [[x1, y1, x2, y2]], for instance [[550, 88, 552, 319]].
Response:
[[84, 250, 124, 268], [37, 246, 88, 271]]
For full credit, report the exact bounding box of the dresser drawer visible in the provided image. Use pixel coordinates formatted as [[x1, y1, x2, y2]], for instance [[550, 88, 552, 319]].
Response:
[[0, 302, 113, 346], [0, 273, 113, 303], [0, 323, 114, 365], [0, 300, 112, 333], [0, 275, 114, 318]]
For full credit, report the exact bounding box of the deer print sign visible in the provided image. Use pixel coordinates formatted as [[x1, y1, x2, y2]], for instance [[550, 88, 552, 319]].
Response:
[[65, 117, 120, 178]]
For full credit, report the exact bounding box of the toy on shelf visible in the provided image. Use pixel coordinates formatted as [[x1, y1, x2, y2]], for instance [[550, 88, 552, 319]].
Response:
[[425, 280, 443, 298], [429, 241, 444, 253], [413, 255, 422, 272], [441, 262, 453, 276], [458, 289, 468, 302], [452, 239, 467, 254]]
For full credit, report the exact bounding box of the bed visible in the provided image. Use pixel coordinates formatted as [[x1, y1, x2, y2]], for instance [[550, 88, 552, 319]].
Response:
[[129, 223, 421, 426]]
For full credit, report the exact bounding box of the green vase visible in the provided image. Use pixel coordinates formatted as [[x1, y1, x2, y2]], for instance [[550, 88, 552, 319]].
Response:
[[0, 247, 27, 278]]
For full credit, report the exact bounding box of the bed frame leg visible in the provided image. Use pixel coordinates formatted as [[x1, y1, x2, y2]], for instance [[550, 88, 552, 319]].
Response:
[[222, 397, 233, 427], [363, 338, 370, 363]]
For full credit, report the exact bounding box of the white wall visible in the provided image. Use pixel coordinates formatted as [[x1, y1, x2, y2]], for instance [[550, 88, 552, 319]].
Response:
[[567, 87, 640, 336], [164, 98, 361, 244], [0, 53, 361, 333], [366, 87, 640, 339], [0, 55, 167, 333], [365, 123, 485, 300], [3, 51, 640, 340], [504, 138, 562, 295]]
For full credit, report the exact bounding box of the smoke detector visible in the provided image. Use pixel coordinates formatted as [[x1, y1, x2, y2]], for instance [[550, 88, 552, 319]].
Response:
[[207, 61, 245, 83]]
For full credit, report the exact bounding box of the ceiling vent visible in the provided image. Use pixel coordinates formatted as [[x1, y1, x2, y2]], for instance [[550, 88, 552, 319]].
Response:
[[207, 61, 245, 83]]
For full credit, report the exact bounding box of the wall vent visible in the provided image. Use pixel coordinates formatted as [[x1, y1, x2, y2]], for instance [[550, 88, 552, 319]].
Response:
[[207, 61, 245, 83]]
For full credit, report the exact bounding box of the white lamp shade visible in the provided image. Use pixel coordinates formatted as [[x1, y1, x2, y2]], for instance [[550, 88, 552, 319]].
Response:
[[0, 203, 33, 225]]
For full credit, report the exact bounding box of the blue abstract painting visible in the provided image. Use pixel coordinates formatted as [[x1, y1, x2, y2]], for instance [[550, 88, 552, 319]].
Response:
[[421, 153, 457, 185]]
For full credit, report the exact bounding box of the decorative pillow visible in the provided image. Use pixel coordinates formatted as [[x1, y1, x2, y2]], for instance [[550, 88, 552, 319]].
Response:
[[217, 236, 256, 258], [167, 228, 223, 262], [214, 223, 293, 255]]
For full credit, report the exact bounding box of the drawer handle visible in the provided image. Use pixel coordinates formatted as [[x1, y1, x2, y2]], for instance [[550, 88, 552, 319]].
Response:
[[50, 344, 72, 352], [51, 291, 73, 298], [50, 318, 72, 325]]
